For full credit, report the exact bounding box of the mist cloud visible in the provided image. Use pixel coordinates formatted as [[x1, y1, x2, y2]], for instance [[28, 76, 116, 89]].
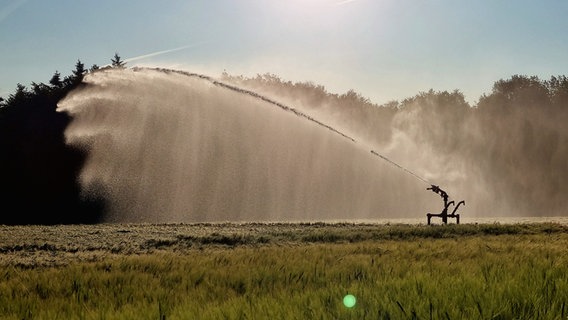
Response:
[[57, 68, 568, 222], [224, 73, 568, 217], [59, 68, 433, 223]]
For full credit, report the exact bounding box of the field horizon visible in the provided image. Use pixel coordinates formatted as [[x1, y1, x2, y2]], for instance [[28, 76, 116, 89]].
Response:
[[1, 221, 567, 267]]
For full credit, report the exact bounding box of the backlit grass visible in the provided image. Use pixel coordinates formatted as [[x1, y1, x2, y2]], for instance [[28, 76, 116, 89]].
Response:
[[0, 223, 567, 319]]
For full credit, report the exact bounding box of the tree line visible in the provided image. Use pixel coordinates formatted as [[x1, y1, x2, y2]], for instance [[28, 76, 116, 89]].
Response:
[[0, 54, 125, 224]]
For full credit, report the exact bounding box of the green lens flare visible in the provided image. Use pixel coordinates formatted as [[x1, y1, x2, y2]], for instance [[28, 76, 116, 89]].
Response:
[[343, 294, 356, 308]]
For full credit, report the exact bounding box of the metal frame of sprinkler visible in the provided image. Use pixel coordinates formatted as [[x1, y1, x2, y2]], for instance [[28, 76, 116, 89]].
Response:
[[369, 151, 466, 225], [426, 185, 465, 225]]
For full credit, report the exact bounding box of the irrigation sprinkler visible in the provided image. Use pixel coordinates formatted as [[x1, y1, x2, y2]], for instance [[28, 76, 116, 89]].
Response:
[[426, 185, 465, 225]]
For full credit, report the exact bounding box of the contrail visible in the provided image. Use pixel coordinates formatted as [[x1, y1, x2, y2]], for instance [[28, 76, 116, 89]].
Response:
[[334, 0, 359, 6], [0, 0, 27, 23], [124, 42, 208, 63]]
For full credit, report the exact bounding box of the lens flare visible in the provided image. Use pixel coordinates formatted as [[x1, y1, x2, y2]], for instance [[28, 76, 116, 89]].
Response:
[[343, 294, 356, 308]]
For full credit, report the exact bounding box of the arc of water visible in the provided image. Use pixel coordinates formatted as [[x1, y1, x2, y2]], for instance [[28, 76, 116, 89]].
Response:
[[135, 67, 432, 186], [370, 151, 430, 185]]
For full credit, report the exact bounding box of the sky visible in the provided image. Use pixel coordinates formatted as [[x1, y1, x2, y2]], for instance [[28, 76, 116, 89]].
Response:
[[1, 0, 567, 105]]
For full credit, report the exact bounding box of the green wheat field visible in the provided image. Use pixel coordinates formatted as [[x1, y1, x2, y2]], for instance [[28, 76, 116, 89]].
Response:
[[1, 222, 567, 319]]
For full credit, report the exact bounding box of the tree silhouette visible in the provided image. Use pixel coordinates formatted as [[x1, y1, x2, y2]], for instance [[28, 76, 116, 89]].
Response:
[[49, 71, 63, 88], [0, 60, 106, 225], [73, 60, 86, 78], [546, 75, 568, 108], [111, 52, 126, 68], [63, 60, 86, 87], [479, 75, 550, 111], [5, 83, 31, 107]]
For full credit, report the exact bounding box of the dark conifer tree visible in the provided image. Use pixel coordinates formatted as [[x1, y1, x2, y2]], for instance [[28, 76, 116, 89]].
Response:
[[111, 52, 126, 68], [63, 60, 87, 87], [5, 83, 31, 107], [49, 71, 63, 88], [74, 60, 86, 76]]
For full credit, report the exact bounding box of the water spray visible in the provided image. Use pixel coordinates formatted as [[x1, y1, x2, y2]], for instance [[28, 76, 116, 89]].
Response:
[[63, 67, 466, 222], [141, 68, 466, 224], [144, 68, 435, 182], [143, 68, 356, 143]]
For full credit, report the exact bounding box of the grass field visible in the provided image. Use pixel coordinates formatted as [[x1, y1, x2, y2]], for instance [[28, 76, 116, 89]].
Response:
[[1, 222, 567, 319]]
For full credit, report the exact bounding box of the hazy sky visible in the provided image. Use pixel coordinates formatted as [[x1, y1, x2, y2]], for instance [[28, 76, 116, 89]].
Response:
[[1, 0, 567, 104]]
